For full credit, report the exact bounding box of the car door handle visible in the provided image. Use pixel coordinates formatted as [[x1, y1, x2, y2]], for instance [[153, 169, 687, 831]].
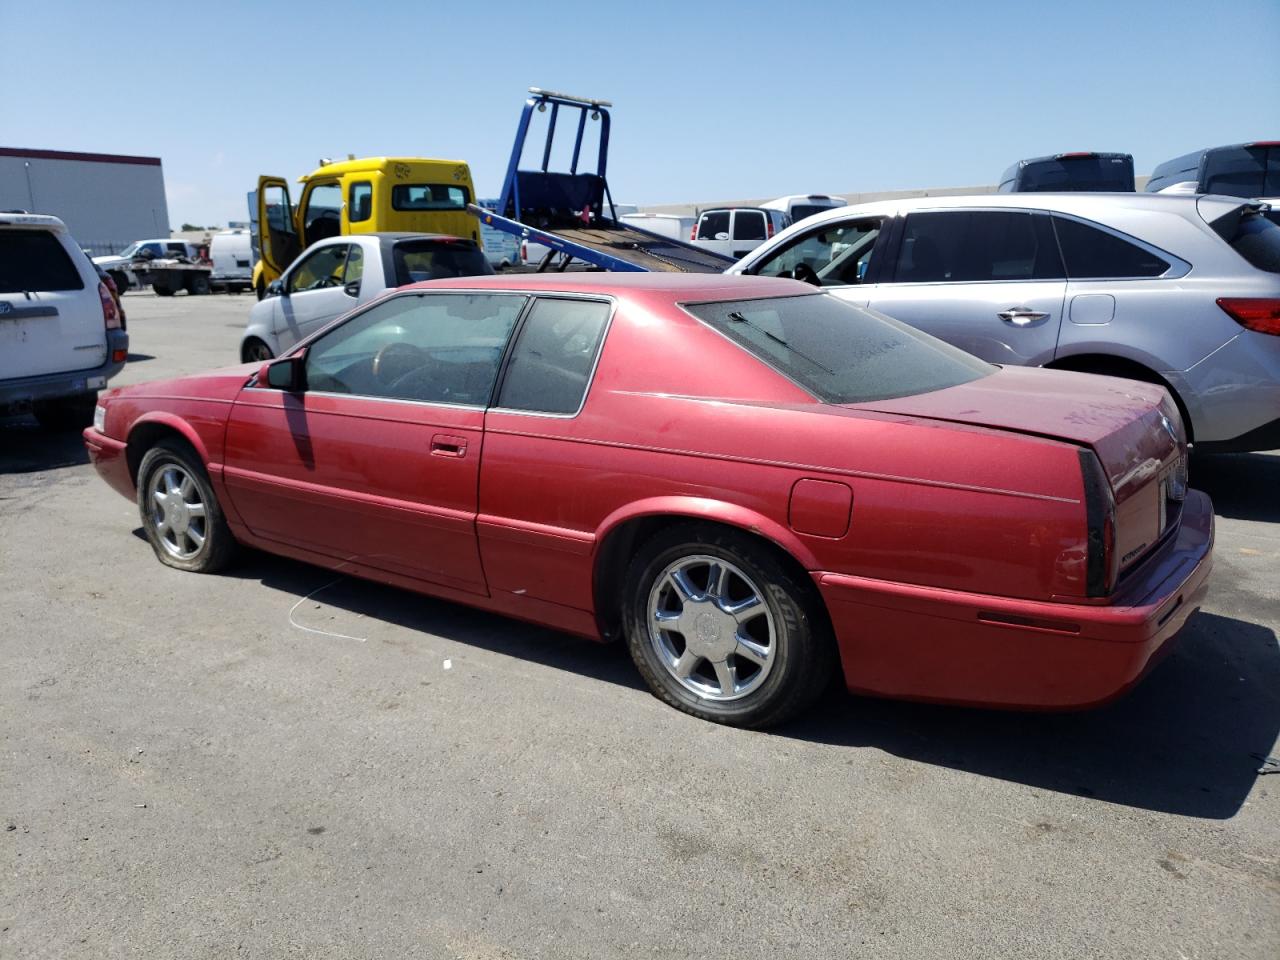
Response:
[[997, 307, 1050, 326], [431, 434, 468, 458]]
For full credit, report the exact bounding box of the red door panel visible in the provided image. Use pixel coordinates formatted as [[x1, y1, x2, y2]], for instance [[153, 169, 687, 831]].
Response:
[[223, 387, 487, 594]]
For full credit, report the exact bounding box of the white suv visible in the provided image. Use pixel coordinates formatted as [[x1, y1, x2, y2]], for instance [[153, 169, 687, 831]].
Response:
[[1, 214, 128, 430]]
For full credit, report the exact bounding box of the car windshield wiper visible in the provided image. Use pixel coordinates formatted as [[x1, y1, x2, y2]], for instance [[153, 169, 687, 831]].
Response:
[[726, 311, 834, 375]]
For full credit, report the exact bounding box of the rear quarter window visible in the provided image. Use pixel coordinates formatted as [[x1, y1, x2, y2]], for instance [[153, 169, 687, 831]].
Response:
[[497, 298, 611, 414], [686, 294, 993, 404], [393, 241, 494, 284], [0, 230, 85, 293], [1051, 217, 1169, 278]]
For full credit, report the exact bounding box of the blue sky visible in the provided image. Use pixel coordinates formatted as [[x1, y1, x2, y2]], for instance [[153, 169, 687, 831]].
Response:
[[3, 0, 1278, 226]]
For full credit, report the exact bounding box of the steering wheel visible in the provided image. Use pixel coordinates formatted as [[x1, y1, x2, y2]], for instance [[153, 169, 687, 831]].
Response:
[[792, 262, 821, 287], [389, 364, 449, 403], [372, 342, 428, 385]]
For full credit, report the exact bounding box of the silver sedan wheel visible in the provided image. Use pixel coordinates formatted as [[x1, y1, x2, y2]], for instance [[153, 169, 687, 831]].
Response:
[[147, 464, 208, 561], [646, 554, 776, 702]]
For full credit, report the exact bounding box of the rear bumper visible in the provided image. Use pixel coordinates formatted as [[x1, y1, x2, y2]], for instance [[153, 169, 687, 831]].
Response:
[[816, 489, 1214, 709], [0, 330, 128, 408], [82, 427, 135, 502]]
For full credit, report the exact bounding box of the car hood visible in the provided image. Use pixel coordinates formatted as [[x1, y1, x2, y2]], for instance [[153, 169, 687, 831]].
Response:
[[104, 362, 260, 404]]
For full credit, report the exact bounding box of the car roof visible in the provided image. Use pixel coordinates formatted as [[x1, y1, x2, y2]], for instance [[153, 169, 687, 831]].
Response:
[[795, 190, 1223, 226], [0, 213, 67, 232], [402, 272, 814, 300]]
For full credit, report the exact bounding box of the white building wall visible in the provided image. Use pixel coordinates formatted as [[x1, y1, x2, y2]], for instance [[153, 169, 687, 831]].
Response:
[[0, 148, 170, 255]]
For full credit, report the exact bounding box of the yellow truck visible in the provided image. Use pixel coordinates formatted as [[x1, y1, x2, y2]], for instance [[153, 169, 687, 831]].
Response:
[[253, 157, 482, 298]]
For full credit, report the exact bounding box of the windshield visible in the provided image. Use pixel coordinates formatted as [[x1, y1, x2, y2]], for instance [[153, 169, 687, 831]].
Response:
[[685, 294, 993, 404], [118, 242, 140, 257]]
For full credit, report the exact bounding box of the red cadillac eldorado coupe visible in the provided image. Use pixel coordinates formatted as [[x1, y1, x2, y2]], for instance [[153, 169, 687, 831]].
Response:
[[83, 274, 1213, 727]]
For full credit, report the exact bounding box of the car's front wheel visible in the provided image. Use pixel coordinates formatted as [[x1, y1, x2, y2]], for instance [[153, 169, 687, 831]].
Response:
[[137, 440, 237, 573], [623, 524, 834, 728]]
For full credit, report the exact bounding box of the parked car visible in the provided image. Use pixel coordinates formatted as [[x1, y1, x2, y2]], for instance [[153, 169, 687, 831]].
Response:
[[999, 152, 1135, 192], [209, 229, 253, 292], [93, 238, 199, 293], [85, 273, 1210, 728], [2, 213, 128, 430], [240, 232, 493, 361], [1147, 141, 1280, 224], [618, 212, 696, 241], [1147, 141, 1279, 197], [762, 194, 847, 224], [731, 193, 1280, 452], [692, 207, 790, 260]]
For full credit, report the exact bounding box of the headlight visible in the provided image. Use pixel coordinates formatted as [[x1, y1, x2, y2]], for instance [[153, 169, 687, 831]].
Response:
[[93, 404, 106, 434]]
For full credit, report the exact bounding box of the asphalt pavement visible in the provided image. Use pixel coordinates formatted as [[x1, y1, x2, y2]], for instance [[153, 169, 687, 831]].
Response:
[[2, 291, 1277, 959]]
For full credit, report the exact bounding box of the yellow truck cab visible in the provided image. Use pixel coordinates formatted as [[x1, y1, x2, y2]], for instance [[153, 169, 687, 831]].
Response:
[[253, 157, 481, 297]]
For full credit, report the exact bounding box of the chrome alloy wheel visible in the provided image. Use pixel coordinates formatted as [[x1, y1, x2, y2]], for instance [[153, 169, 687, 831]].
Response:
[[147, 464, 208, 561], [646, 555, 776, 702]]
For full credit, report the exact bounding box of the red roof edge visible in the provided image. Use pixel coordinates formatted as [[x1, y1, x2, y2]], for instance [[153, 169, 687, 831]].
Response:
[[0, 146, 162, 167]]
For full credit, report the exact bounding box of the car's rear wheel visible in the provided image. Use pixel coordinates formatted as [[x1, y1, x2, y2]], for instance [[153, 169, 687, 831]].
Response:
[[137, 440, 236, 573], [241, 338, 274, 363], [623, 524, 833, 728], [32, 391, 98, 431], [153, 283, 175, 297]]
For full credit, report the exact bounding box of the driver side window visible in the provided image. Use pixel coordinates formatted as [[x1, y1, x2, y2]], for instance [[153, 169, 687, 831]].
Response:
[[303, 292, 528, 405], [288, 244, 349, 294], [752, 218, 883, 286]]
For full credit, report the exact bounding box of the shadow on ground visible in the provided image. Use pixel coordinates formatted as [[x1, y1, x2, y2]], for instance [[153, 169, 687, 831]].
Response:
[[1191, 450, 1280, 523], [0, 417, 89, 474], [187, 544, 1280, 820]]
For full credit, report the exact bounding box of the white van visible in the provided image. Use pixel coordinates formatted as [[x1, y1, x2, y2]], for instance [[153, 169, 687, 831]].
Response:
[[619, 212, 696, 241], [761, 194, 847, 224], [1, 214, 128, 429], [691, 207, 790, 260], [209, 229, 253, 292]]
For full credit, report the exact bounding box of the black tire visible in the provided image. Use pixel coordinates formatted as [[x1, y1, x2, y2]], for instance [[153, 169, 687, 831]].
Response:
[[240, 338, 274, 363], [623, 523, 834, 728], [136, 439, 237, 573], [33, 391, 98, 431], [186, 274, 211, 296], [109, 270, 131, 294], [153, 283, 175, 297], [255, 278, 266, 301]]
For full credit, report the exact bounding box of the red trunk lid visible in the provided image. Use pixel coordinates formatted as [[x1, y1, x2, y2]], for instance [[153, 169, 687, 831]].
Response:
[[848, 366, 1188, 579]]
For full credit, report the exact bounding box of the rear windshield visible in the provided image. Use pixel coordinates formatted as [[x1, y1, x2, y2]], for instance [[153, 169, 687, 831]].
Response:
[[393, 240, 494, 285], [1017, 157, 1135, 192], [0, 230, 85, 293], [790, 204, 835, 222], [390, 184, 471, 211], [685, 294, 993, 404], [1209, 205, 1280, 274]]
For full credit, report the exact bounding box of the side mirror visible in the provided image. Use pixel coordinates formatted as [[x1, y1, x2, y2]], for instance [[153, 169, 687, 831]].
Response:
[[265, 354, 306, 392], [343, 279, 360, 298], [266, 279, 284, 298]]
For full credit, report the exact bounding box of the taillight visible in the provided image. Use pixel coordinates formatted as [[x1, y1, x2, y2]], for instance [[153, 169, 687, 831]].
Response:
[[99, 281, 122, 331], [691, 224, 698, 241], [520, 240, 528, 263], [1079, 450, 1117, 597], [1217, 298, 1280, 335], [766, 218, 774, 239]]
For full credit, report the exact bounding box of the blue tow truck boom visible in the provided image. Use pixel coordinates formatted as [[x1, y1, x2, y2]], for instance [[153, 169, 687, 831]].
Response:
[[468, 88, 734, 274]]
